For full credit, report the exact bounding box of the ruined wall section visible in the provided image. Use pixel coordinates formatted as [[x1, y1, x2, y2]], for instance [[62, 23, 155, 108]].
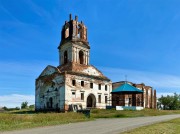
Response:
[[64, 73, 112, 109], [35, 66, 66, 111]]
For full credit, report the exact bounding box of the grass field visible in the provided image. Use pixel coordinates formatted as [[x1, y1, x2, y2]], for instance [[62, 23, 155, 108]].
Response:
[[121, 118, 180, 134], [0, 109, 90, 131], [91, 108, 180, 118], [0, 109, 180, 132]]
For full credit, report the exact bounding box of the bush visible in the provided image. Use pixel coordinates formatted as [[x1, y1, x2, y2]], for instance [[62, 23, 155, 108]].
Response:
[[21, 101, 28, 109]]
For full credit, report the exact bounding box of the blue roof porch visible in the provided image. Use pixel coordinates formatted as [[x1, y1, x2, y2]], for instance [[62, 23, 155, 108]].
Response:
[[111, 83, 144, 110]]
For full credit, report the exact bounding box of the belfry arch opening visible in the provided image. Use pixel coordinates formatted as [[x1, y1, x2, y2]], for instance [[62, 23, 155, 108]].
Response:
[[77, 24, 82, 39], [64, 51, 68, 64], [87, 94, 96, 108], [79, 50, 84, 64]]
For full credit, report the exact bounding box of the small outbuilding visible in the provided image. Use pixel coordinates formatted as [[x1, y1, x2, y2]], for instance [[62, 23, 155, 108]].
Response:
[[112, 81, 157, 110], [112, 83, 144, 110]]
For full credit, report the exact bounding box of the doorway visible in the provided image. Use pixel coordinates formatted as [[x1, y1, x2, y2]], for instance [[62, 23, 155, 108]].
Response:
[[87, 94, 96, 108]]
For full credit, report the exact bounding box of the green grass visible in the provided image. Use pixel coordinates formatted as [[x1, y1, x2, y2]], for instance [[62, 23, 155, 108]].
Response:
[[121, 118, 180, 134], [0, 110, 90, 132], [0, 109, 180, 132], [91, 109, 180, 118]]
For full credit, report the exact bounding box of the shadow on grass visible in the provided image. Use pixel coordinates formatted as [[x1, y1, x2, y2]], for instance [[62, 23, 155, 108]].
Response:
[[11, 109, 64, 114], [11, 110, 37, 114]]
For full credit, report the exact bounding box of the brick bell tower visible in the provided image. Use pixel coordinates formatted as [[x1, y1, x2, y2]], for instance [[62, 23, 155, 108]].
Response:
[[58, 14, 90, 66]]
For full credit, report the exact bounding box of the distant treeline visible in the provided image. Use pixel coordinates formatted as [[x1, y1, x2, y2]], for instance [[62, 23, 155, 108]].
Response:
[[1, 101, 35, 111]]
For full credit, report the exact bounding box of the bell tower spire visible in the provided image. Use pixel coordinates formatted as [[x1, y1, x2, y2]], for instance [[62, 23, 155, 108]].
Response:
[[58, 14, 90, 66]]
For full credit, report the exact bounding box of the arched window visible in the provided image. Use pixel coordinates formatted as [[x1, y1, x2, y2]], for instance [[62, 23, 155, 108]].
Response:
[[79, 50, 84, 64], [64, 51, 68, 64]]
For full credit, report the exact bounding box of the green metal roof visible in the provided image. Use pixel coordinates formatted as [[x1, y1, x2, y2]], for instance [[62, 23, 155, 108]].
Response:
[[112, 83, 143, 93]]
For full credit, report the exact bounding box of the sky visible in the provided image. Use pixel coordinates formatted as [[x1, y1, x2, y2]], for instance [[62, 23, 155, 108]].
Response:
[[0, 0, 180, 107]]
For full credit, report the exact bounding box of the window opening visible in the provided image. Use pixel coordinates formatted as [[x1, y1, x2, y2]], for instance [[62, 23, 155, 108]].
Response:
[[81, 81, 84, 87], [81, 93, 84, 100], [98, 95, 101, 103], [79, 50, 84, 64], [90, 83, 93, 89], [105, 85, 107, 91], [105, 96, 108, 103], [98, 84, 101, 90], [72, 80, 76, 86]]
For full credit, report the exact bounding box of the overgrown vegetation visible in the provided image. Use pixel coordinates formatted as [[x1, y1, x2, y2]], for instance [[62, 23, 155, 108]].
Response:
[[158, 93, 180, 110], [122, 118, 180, 134], [0, 110, 90, 131], [0, 108, 180, 132]]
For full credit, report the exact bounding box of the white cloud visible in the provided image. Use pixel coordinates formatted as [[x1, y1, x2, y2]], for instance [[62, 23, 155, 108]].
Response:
[[0, 61, 59, 98], [99, 66, 180, 93], [156, 92, 175, 98], [0, 94, 35, 108]]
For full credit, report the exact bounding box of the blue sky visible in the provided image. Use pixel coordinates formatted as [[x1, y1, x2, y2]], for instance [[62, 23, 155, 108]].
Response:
[[0, 0, 180, 107]]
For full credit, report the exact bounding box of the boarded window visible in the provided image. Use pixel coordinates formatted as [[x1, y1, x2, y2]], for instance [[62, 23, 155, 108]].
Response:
[[105, 96, 108, 103], [98, 95, 101, 103], [72, 80, 76, 86], [98, 84, 101, 90], [81, 81, 84, 87], [81, 93, 84, 100], [90, 83, 93, 89]]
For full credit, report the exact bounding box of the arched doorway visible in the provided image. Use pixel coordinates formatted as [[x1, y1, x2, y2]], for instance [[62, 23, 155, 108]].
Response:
[[87, 94, 96, 108]]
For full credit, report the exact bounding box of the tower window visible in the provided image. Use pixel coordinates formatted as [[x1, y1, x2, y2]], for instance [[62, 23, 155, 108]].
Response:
[[77, 24, 82, 39], [98, 84, 101, 90], [90, 83, 93, 89], [72, 80, 76, 86], [105, 85, 108, 91], [81, 81, 84, 87], [79, 50, 84, 64], [64, 51, 68, 64]]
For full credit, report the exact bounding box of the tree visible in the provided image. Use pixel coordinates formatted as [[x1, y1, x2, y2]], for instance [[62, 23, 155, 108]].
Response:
[[158, 93, 180, 110], [21, 101, 28, 109], [2, 106, 8, 110]]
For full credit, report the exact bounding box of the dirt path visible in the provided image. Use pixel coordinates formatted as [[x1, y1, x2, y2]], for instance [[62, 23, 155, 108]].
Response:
[[1, 114, 180, 134]]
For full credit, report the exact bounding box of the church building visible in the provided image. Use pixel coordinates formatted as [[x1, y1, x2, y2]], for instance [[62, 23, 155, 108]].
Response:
[[35, 14, 112, 111]]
